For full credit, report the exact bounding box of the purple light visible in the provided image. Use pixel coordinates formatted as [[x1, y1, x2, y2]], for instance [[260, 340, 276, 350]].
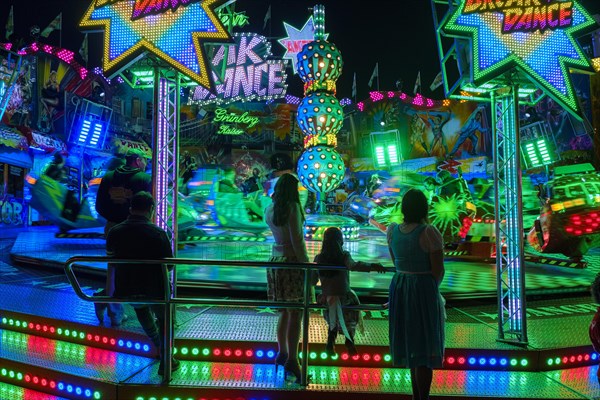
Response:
[[285, 94, 301, 105], [339, 98, 352, 106], [156, 78, 168, 232]]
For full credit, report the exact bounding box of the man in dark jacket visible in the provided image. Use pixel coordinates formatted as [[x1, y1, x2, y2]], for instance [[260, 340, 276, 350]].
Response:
[[96, 148, 151, 227], [107, 191, 178, 375], [94, 148, 151, 326]]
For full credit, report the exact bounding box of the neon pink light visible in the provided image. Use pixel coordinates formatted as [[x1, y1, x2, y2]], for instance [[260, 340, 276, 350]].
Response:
[[131, 0, 198, 20], [357, 102, 364, 112], [387, 91, 395, 98], [57, 49, 75, 63], [412, 94, 424, 106], [369, 91, 384, 102]]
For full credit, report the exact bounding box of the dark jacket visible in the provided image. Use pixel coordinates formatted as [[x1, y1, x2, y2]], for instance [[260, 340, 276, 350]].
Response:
[[107, 215, 173, 298], [96, 166, 151, 223]]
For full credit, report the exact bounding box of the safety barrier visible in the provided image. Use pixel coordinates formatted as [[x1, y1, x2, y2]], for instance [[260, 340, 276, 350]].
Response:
[[64, 256, 389, 385]]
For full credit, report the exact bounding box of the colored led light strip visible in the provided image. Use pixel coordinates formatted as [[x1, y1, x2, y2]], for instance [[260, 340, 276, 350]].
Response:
[[0, 366, 101, 399], [375, 146, 385, 167], [0, 317, 151, 354], [79, 120, 91, 144]]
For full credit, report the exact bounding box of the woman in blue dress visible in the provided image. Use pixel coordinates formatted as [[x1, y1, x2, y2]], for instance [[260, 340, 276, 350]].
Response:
[[387, 189, 445, 400]]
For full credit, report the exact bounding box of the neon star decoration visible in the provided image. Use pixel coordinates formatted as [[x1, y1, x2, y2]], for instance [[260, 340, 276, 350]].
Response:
[[278, 17, 328, 74], [442, 0, 596, 115], [80, 0, 231, 88]]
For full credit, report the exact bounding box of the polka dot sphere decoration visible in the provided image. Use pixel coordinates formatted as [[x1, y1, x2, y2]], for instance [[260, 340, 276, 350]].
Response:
[[296, 40, 343, 86], [297, 92, 344, 137], [297, 146, 345, 194]]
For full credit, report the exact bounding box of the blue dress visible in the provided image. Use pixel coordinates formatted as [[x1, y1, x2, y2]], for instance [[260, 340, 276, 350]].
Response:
[[387, 223, 445, 368]]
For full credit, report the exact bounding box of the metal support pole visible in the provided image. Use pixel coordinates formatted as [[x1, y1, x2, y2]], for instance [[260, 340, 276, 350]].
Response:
[[151, 67, 180, 381], [162, 266, 173, 383], [152, 68, 179, 255], [301, 268, 311, 386], [493, 85, 528, 345]]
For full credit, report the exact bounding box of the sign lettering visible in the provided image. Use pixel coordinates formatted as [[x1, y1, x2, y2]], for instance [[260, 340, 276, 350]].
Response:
[[190, 33, 287, 106], [463, 0, 573, 34], [213, 107, 259, 128], [0, 198, 25, 225]]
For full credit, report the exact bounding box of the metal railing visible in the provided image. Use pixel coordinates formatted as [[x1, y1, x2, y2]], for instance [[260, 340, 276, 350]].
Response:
[[64, 256, 389, 385]]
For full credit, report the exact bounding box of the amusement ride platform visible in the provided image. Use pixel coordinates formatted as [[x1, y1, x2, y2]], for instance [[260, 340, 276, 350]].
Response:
[[0, 224, 599, 398], [9, 225, 600, 300]]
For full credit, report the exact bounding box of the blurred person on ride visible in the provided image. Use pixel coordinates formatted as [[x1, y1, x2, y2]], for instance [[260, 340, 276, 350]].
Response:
[[43, 152, 66, 182], [387, 189, 445, 400], [218, 166, 264, 219], [315, 227, 385, 357], [265, 173, 310, 384]]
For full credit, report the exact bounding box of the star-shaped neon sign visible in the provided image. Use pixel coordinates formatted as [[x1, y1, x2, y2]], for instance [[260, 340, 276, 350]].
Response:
[[443, 0, 596, 116], [80, 0, 232, 89], [278, 17, 328, 74]]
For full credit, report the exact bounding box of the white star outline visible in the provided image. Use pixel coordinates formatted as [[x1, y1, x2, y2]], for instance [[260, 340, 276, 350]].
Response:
[[277, 16, 329, 75]]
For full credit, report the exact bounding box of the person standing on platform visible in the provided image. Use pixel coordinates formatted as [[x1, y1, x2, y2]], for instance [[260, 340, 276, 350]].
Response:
[[95, 148, 151, 326], [315, 227, 385, 357], [107, 191, 178, 375], [265, 173, 310, 384], [387, 189, 445, 400]]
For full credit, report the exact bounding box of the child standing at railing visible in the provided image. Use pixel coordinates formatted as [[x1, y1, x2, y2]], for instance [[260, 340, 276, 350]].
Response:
[[314, 227, 386, 356]]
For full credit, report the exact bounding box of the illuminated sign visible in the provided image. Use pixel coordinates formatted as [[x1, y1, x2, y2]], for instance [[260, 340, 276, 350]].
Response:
[[0, 198, 24, 226], [463, 0, 575, 33], [80, 0, 231, 88], [190, 33, 288, 105], [443, 0, 596, 115], [217, 8, 250, 30], [278, 17, 328, 74], [213, 107, 259, 135]]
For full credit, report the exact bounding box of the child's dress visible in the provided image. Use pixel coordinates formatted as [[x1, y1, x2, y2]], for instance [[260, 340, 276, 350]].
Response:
[[315, 251, 372, 341]]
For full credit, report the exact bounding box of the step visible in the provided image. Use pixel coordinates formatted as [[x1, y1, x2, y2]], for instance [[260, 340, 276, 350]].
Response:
[[2, 302, 599, 373], [2, 329, 599, 399], [0, 382, 70, 400], [0, 328, 154, 400]]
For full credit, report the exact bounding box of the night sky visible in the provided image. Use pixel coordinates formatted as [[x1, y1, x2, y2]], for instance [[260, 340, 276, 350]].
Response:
[[1, 0, 600, 100]]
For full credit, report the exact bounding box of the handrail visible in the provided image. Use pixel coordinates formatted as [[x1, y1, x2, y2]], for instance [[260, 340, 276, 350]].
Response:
[[64, 256, 390, 385]]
